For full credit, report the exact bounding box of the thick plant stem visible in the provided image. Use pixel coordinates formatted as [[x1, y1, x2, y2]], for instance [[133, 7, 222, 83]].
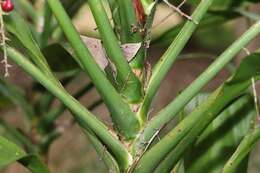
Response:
[[7, 48, 132, 171], [88, 0, 143, 103], [46, 0, 141, 139], [138, 0, 215, 118], [136, 21, 260, 149], [222, 126, 260, 173]]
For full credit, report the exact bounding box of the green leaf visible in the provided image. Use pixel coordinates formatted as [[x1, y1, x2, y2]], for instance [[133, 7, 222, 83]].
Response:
[[0, 119, 36, 153], [0, 135, 26, 168], [41, 43, 79, 72], [184, 94, 255, 173], [4, 12, 62, 89], [4, 12, 50, 73], [0, 136, 50, 173], [19, 155, 51, 173]]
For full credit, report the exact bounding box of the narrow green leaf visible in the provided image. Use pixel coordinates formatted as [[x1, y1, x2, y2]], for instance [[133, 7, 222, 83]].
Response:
[[4, 12, 51, 74], [0, 119, 36, 153], [0, 136, 50, 173], [19, 155, 51, 173], [0, 135, 26, 168], [4, 12, 62, 87]]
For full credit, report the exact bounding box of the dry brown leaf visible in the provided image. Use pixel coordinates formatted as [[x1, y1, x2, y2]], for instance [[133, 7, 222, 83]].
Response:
[[81, 36, 141, 71]]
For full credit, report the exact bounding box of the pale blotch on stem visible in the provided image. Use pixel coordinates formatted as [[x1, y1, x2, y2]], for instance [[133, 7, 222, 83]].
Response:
[[0, 4, 11, 77]]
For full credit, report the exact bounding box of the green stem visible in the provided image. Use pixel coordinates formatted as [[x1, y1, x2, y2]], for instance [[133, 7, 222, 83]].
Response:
[[36, 72, 80, 114], [7, 47, 132, 170], [221, 126, 260, 173], [40, 3, 52, 48], [46, 0, 141, 139], [138, 0, 215, 118], [87, 0, 143, 103], [138, 21, 260, 147]]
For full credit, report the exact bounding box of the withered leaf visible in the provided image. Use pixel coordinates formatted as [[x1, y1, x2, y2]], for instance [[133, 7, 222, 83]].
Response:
[[81, 35, 108, 70], [121, 42, 142, 62], [81, 35, 141, 71]]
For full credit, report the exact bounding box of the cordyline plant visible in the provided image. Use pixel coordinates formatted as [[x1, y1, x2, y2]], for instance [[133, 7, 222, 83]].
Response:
[[0, 0, 260, 172]]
